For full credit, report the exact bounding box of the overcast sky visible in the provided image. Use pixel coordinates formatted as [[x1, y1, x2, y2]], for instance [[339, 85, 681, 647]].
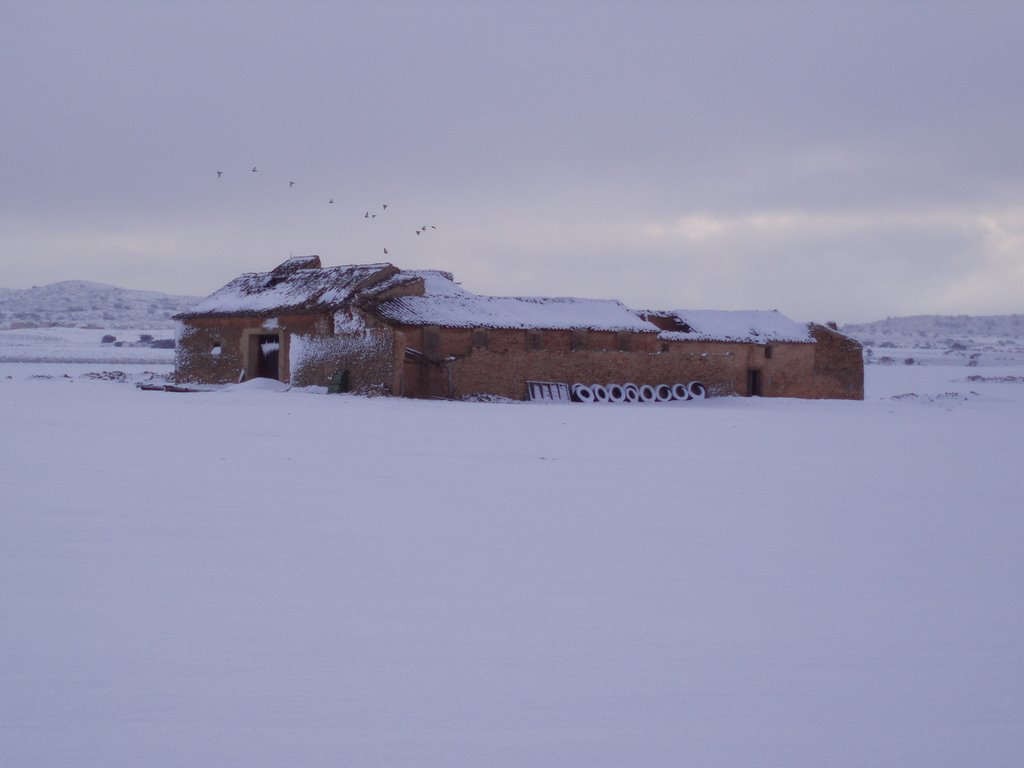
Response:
[[3, 0, 1022, 323]]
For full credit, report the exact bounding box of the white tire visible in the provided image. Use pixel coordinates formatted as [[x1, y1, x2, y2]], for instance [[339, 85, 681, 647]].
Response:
[[572, 383, 594, 403]]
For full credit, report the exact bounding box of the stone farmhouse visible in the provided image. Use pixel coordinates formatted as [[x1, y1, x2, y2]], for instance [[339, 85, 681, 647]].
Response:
[[173, 255, 863, 400]]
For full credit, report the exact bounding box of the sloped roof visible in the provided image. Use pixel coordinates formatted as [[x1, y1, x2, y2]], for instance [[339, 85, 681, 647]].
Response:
[[373, 272, 657, 332], [176, 258, 813, 341], [646, 309, 814, 343], [176, 260, 396, 318]]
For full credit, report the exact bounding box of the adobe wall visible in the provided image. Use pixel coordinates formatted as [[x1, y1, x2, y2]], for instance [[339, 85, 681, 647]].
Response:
[[176, 316, 863, 400], [174, 313, 326, 384], [288, 325, 397, 392], [393, 325, 831, 400], [808, 324, 864, 399]]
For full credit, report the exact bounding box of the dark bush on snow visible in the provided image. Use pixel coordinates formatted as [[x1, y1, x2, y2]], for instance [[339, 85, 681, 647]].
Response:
[[101, 335, 116, 343]]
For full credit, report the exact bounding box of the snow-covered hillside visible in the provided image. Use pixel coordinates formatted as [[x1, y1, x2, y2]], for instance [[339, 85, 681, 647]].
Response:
[[844, 313, 1024, 338], [2, 338, 1023, 767], [842, 313, 1024, 367], [0, 280, 199, 330]]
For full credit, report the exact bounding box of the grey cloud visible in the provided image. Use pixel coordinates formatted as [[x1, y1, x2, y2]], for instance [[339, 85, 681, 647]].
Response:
[[2, 0, 1023, 322]]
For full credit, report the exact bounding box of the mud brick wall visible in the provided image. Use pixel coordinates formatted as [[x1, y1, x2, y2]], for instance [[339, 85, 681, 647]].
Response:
[[177, 316, 863, 400], [808, 324, 865, 399], [389, 325, 829, 400], [289, 326, 397, 392], [175, 314, 326, 384]]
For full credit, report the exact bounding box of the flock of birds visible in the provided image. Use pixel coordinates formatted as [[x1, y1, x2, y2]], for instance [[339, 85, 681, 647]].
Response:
[[214, 166, 438, 258]]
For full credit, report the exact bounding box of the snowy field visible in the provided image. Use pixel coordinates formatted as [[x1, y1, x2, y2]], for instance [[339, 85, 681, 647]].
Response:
[[0, 327, 176, 365], [2, 341, 1023, 766]]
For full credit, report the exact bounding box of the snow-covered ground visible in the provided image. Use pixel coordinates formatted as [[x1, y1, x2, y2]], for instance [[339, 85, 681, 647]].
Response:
[[2, 343, 1023, 767], [0, 327, 177, 364]]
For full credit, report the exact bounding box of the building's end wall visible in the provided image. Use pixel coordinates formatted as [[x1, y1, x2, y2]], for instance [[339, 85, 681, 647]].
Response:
[[808, 324, 864, 399]]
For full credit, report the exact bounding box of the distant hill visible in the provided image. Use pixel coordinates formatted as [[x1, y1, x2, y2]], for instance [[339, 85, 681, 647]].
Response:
[[842, 314, 1024, 339], [841, 314, 1024, 367], [0, 281, 200, 330]]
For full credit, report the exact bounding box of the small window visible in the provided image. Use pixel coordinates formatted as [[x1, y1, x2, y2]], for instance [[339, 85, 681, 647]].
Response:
[[211, 339, 222, 357], [527, 330, 544, 351], [571, 330, 588, 352], [616, 332, 632, 352], [660, 342, 670, 353], [765, 345, 773, 359], [472, 328, 490, 350]]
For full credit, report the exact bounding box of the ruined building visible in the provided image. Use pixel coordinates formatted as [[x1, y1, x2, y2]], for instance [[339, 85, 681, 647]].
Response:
[[173, 256, 863, 400]]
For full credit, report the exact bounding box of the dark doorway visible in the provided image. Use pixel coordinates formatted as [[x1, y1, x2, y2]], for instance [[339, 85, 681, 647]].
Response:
[[256, 334, 281, 380], [747, 368, 762, 397]]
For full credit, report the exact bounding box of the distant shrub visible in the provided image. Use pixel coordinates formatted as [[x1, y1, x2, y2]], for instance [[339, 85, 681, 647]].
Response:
[[101, 334, 116, 343], [150, 338, 176, 349], [139, 334, 154, 343], [904, 357, 915, 365]]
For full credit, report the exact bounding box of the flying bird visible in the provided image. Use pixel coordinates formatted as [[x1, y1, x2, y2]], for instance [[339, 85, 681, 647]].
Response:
[[384, 248, 388, 255], [382, 204, 388, 210], [216, 171, 223, 178], [329, 198, 334, 204], [364, 211, 369, 219], [251, 166, 258, 173], [289, 181, 295, 187], [415, 230, 421, 235]]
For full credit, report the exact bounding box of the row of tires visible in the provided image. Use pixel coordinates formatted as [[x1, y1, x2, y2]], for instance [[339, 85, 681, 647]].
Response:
[[571, 381, 707, 403]]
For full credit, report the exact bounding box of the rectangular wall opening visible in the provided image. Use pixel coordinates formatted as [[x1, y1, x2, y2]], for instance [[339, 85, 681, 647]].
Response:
[[747, 368, 762, 397], [255, 333, 281, 380]]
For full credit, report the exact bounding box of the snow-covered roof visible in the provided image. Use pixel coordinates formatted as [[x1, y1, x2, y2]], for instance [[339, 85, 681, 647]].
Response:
[[176, 260, 397, 317], [359, 269, 464, 301], [645, 309, 814, 343], [372, 272, 656, 332], [177, 258, 812, 341], [376, 292, 659, 332]]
